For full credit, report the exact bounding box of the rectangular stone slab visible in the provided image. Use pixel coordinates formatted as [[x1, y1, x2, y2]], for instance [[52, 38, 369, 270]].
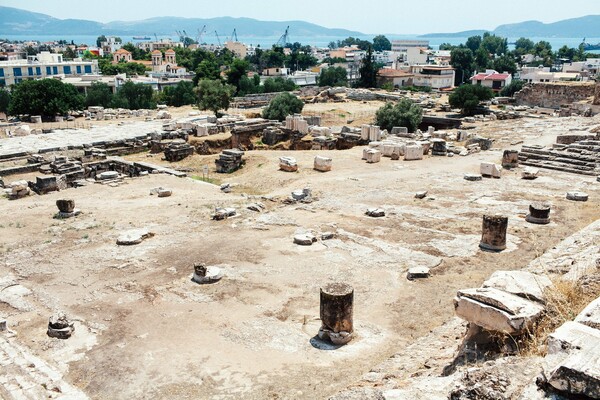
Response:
[[548, 344, 600, 399], [575, 297, 600, 330], [547, 321, 600, 355], [482, 271, 552, 304], [454, 288, 544, 334]]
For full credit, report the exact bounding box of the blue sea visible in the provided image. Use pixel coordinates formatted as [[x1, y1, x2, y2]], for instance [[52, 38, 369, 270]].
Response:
[[2, 33, 600, 52]]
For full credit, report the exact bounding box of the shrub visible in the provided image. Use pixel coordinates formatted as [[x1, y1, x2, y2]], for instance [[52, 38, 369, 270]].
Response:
[[374, 98, 423, 132], [262, 93, 304, 121]]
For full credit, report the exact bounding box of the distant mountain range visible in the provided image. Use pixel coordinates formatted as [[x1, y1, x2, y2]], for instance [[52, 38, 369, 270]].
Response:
[[0, 6, 599, 40], [421, 15, 600, 38], [0, 6, 362, 38]]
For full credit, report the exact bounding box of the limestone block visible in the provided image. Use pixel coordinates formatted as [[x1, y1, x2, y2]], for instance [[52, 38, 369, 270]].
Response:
[[212, 208, 236, 220], [480, 162, 502, 178], [547, 345, 600, 399], [365, 149, 381, 163], [575, 297, 600, 330], [407, 267, 430, 280], [97, 171, 119, 180], [366, 208, 385, 217], [522, 167, 540, 180], [12, 125, 31, 137], [566, 191, 588, 202], [482, 271, 552, 303], [116, 228, 154, 245], [454, 287, 545, 334], [464, 173, 483, 181], [279, 156, 298, 172], [314, 155, 332, 172], [404, 144, 423, 161], [294, 233, 317, 246], [415, 191, 428, 199], [10, 180, 29, 192], [547, 321, 600, 356]]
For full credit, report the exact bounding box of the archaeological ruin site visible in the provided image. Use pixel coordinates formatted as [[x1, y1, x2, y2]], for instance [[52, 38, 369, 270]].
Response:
[[1, 83, 600, 399]]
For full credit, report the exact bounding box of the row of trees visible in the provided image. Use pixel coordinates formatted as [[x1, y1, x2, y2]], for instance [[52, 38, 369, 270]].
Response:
[[328, 35, 392, 52]]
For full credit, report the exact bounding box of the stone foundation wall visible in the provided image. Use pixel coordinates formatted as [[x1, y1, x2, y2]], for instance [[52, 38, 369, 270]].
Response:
[[515, 82, 596, 109], [594, 82, 600, 106]]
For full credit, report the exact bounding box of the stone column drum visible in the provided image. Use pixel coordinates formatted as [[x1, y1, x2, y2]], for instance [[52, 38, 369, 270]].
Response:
[[479, 215, 508, 251], [56, 199, 75, 213], [526, 202, 551, 224], [502, 150, 519, 168], [318, 283, 354, 345]]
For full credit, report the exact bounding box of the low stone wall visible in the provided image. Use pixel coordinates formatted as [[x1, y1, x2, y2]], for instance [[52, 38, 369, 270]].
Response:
[[515, 82, 596, 109]]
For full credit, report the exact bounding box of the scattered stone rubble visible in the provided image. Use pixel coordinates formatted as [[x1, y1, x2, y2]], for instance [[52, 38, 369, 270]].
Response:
[[314, 155, 332, 172], [212, 207, 236, 220], [4, 180, 31, 200], [150, 187, 172, 197]]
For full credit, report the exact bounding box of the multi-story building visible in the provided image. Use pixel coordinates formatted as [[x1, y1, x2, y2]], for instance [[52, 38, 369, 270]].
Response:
[[410, 65, 455, 89], [0, 52, 98, 87], [225, 41, 247, 58], [137, 39, 183, 52], [470, 69, 512, 92], [391, 40, 430, 52]]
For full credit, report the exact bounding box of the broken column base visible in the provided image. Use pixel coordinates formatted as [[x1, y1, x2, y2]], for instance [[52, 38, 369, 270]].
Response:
[[47, 313, 74, 339], [317, 327, 353, 345], [192, 264, 223, 284], [54, 209, 82, 219]]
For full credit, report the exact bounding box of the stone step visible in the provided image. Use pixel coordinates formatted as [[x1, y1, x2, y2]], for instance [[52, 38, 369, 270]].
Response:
[[520, 160, 598, 176]]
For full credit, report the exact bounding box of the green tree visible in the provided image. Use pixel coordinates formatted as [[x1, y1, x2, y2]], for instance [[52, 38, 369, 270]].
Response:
[[465, 35, 482, 53], [328, 41, 337, 50], [261, 92, 303, 121], [159, 81, 197, 107], [193, 59, 221, 85], [500, 80, 525, 97], [439, 43, 456, 51], [372, 35, 392, 52], [62, 46, 77, 60], [492, 54, 517, 75], [8, 79, 83, 119], [195, 79, 235, 117], [374, 99, 423, 132], [85, 82, 114, 108], [112, 81, 156, 110], [533, 41, 553, 67], [317, 66, 348, 87], [514, 37, 535, 56], [475, 47, 491, 70], [96, 35, 107, 48], [0, 88, 10, 114], [448, 84, 494, 116], [226, 58, 250, 93], [481, 33, 508, 56], [263, 77, 296, 93], [450, 47, 475, 85], [357, 46, 377, 88]]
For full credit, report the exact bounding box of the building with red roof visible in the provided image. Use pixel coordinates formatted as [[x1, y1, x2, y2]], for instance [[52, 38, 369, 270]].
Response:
[[470, 69, 512, 92]]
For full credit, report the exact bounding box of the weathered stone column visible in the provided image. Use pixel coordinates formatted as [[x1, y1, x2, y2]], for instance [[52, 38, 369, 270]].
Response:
[[526, 202, 551, 224], [318, 283, 354, 345], [47, 312, 74, 339], [56, 199, 75, 213], [501, 150, 519, 168], [479, 215, 508, 251]]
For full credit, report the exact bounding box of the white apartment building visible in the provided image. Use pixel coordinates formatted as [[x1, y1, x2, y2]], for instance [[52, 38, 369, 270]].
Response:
[[0, 52, 99, 87]]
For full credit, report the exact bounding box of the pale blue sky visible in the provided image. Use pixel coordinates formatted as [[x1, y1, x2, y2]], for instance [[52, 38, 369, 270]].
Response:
[[4, 0, 600, 34]]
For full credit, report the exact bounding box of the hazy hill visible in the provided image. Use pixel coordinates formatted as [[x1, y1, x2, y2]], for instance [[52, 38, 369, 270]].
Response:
[[0, 6, 362, 38], [420, 15, 600, 38]]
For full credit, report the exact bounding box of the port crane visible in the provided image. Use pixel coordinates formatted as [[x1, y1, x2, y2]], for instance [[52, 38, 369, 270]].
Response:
[[276, 26, 289, 47], [230, 28, 239, 42], [213, 31, 222, 46], [196, 25, 207, 44]]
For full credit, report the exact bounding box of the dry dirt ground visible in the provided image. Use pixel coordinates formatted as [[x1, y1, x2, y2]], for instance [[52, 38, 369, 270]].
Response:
[[1, 110, 599, 399]]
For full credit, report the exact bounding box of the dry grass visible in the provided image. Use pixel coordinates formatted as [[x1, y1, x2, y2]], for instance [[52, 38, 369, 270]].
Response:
[[519, 274, 600, 356]]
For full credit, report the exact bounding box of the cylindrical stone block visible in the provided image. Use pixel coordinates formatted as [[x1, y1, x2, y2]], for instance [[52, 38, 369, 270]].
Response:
[[502, 150, 519, 168], [318, 283, 354, 345], [526, 202, 551, 224], [480, 215, 508, 251], [56, 199, 75, 213]]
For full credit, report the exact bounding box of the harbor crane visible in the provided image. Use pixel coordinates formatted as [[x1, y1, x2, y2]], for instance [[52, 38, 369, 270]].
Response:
[[196, 25, 207, 43], [230, 28, 239, 42], [276, 26, 289, 47], [213, 31, 222, 46]]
